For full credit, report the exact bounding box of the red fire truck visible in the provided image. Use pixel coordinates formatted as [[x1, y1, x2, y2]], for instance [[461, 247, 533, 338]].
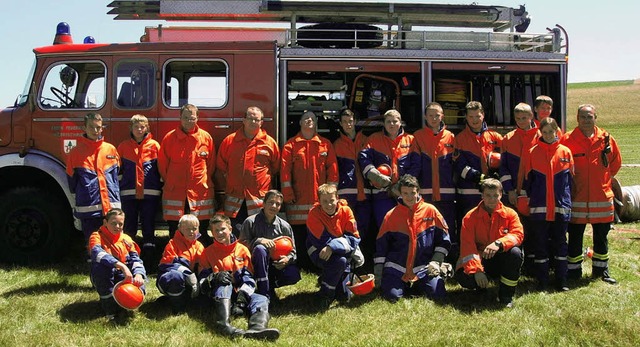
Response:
[[0, 1, 567, 263]]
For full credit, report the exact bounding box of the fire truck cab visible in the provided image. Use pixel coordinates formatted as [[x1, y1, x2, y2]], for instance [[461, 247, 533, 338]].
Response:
[[0, 1, 567, 263]]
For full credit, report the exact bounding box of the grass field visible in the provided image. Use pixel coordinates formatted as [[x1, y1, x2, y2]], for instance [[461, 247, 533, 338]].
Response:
[[1, 81, 640, 346]]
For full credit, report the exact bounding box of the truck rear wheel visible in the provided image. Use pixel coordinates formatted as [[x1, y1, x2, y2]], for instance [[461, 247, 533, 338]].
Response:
[[0, 187, 72, 264]]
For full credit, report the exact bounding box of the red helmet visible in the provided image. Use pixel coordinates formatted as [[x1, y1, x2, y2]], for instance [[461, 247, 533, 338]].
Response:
[[113, 281, 144, 310], [487, 152, 501, 170], [348, 274, 375, 296], [270, 236, 294, 260], [377, 164, 392, 177]]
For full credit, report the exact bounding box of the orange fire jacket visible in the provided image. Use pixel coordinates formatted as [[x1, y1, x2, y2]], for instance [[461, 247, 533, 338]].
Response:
[[216, 127, 280, 218], [158, 125, 216, 221]]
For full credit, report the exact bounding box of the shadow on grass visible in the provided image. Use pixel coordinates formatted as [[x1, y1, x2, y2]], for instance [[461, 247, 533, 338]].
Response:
[[1, 280, 92, 297], [58, 300, 104, 322]]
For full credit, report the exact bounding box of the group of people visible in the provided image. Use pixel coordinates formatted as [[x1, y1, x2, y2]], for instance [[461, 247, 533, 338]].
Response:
[[67, 97, 621, 337]]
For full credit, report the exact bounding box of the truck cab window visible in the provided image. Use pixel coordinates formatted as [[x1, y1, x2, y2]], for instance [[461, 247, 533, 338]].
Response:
[[163, 60, 228, 109], [115, 61, 156, 109], [39, 62, 105, 109]]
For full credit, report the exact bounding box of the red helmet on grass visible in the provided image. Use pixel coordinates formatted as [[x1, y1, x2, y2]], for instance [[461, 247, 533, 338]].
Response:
[[348, 274, 375, 296]]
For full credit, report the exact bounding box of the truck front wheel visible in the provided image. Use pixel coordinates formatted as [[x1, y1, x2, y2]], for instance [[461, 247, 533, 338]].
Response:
[[0, 187, 72, 264]]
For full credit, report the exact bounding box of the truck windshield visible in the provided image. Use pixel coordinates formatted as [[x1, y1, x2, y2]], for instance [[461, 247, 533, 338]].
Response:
[[16, 60, 36, 107]]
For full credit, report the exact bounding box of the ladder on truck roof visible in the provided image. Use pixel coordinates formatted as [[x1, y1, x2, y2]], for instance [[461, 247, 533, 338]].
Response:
[[107, 0, 529, 32]]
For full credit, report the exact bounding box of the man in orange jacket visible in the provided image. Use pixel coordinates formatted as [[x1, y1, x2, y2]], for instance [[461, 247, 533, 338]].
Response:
[[67, 113, 121, 243], [215, 106, 280, 234], [561, 104, 621, 284], [281, 111, 338, 270], [455, 178, 523, 308], [158, 104, 215, 245]]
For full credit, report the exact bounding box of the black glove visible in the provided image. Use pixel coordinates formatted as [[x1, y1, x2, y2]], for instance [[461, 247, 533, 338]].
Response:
[[210, 271, 233, 286], [235, 290, 250, 311]]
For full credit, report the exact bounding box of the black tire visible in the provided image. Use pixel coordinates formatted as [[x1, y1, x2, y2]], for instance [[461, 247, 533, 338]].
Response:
[[297, 23, 383, 49], [0, 187, 72, 264]]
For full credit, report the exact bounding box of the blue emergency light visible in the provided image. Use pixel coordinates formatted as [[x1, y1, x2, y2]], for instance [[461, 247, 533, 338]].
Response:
[[53, 22, 73, 45], [83, 36, 95, 44]]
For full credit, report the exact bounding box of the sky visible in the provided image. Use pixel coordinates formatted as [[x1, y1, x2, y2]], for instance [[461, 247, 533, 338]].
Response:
[[0, 0, 638, 108]]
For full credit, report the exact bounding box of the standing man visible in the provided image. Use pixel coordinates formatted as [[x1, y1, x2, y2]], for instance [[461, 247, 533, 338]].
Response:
[[499, 103, 538, 273], [453, 101, 503, 260], [333, 109, 373, 266], [216, 106, 280, 233], [455, 179, 524, 308], [239, 189, 301, 299], [359, 109, 414, 228], [408, 102, 456, 233], [117, 114, 162, 254], [67, 113, 121, 243], [281, 111, 338, 270], [158, 104, 215, 245], [561, 104, 621, 284]]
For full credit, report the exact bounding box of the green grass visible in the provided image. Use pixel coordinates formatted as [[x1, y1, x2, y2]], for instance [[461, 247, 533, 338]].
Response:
[[1, 227, 640, 346], [567, 80, 634, 89], [2, 82, 640, 346]]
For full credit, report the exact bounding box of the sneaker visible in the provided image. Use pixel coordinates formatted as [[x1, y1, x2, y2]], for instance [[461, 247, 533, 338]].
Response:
[[555, 279, 569, 292]]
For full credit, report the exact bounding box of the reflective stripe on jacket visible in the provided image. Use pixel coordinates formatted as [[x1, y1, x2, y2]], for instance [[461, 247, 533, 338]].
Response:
[[281, 133, 338, 225], [158, 125, 215, 221], [217, 128, 280, 218], [66, 135, 121, 219], [306, 200, 360, 261], [499, 124, 538, 194], [453, 123, 503, 198], [408, 125, 455, 202], [457, 201, 523, 275], [117, 133, 162, 200], [375, 199, 450, 282], [561, 126, 621, 224], [158, 230, 204, 276], [334, 131, 370, 202], [359, 128, 414, 199], [523, 139, 574, 221]]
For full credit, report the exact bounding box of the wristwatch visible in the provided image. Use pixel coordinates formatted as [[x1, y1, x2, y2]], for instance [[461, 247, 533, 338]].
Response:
[[494, 240, 503, 252]]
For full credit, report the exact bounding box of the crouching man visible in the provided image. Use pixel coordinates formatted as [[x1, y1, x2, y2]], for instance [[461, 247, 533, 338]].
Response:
[[374, 174, 451, 302], [455, 178, 524, 308], [199, 214, 280, 341], [239, 189, 301, 300]]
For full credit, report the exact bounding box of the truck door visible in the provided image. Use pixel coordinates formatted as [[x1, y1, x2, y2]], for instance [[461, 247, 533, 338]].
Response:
[[33, 57, 111, 161]]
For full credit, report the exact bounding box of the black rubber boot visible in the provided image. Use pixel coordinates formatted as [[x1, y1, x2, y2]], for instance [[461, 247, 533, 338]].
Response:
[[244, 310, 280, 341], [100, 297, 121, 320], [213, 298, 244, 337]]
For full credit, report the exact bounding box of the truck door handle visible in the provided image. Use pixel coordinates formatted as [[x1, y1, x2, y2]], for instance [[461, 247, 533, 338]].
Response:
[[214, 124, 230, 129]]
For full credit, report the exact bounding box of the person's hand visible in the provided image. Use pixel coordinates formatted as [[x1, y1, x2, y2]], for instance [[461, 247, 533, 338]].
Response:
[[482, 241, 501, 259], [439, 263, 454, 278], [319, 246, 333, 261], [185, 273, 199, 298], [474, 272, 489, 288], [426, 261, 441, 277], [132, 274, 145, 287], [116, 262, 133, 283], [367, 168, 392, 188], [273, 256, 289, 270], [374, 264, 383, 288], [260, 238, 276, 250], [508, 190, 517, 206]]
